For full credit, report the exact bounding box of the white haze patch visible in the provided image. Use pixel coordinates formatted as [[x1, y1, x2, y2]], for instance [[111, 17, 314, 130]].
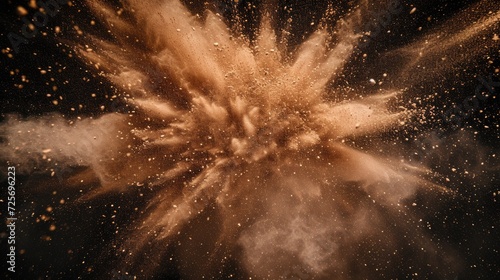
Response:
[[3, 0, 495, 278], [0, 114, 128, 181]]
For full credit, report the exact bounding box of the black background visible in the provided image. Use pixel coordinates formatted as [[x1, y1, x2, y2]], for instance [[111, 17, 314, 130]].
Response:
[[0, 0, 499, 279]]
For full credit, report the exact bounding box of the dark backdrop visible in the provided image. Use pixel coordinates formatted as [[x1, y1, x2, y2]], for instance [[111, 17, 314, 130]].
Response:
[[0, 0, 498, 279]]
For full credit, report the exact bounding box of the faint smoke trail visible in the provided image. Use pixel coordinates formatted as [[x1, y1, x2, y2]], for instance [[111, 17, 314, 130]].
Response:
[[2, 0, 497, 279]]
